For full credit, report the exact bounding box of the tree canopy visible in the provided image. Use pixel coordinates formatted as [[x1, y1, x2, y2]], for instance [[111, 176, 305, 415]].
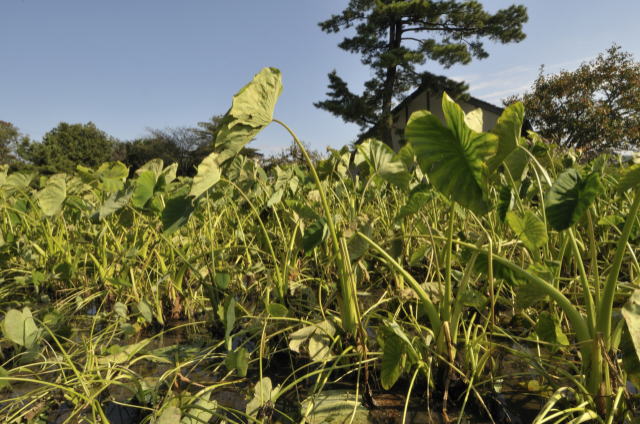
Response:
[[18, 122, 116, 174], [0, 121, 27, 166], [508, 45, 640, 156], [315, 0, 528, 148]]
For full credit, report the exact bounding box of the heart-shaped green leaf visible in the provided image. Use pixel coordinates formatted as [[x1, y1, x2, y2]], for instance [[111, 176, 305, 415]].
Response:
[[406, 93, 497, 215], [36, 174, 67, 216], [190, 152, 222, 198], [545, 169, 603, 231], [2, 308, 40, 348], [355, 138, 410, 189], [506, 211, 548, 252]]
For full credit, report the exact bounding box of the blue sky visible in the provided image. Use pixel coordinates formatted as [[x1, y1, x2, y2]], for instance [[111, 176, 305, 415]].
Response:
[[2, 1, 640, 155]]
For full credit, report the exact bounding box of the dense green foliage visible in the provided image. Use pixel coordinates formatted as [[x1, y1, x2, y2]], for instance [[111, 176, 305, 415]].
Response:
[[508, 45, 640, 155], [2, 68, 640, 423], [0, 121, 26, 166], [18, 122, 116, 174], [315, 0, 528, 147]]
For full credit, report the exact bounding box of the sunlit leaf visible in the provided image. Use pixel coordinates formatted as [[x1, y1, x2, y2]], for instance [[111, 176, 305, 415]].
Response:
[[2, 308, 39, 348], [618, 163, 640, 192], [407, 93, 497, 215], [36, 174, 67, 216], [132, 171, 157, 209], [215, 68, 282, 164], [506, 211, 548, 252], [190, 152, 222, 198], [488, 102, 524, 173], [356, 138, 410, 189]]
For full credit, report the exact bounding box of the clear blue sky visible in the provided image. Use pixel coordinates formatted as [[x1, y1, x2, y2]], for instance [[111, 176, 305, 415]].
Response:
[[2, 1, 640, 155]]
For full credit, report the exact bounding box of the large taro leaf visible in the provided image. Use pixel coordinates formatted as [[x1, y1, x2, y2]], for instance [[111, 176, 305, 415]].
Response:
[[355, 138, 410, 189], [406, 93, 497, 215], [98, 188, 133, 219], [506, 210, 548, 252], [617, 163, 640, 192], [301, 390, 369, 424], [4, 171, 33, 192], [464, 108, 484, 133], [2, 308, 40, 349], [136, 158, 164, 177], [131, 171, 157, 209], [622, 290, 640, 372], [189, 152, 222, 198], [162, 195, 195, 235], [214, 67, 282, 164], [488, 102, 525, 173], [302, 218, 328, 254], [36, 174, 67, 216], [96, 161, 129, 193], [545, 169, 603, 231]]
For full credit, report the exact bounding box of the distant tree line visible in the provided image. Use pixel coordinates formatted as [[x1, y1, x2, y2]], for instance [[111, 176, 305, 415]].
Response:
[[0, 116, 265, 176]]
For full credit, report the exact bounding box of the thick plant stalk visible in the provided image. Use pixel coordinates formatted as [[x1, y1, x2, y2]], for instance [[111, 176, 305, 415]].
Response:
[[597, 188, 640, 346], [442, 202, 456, 322], [273, 119, 357, 334], [443, 238, 592, 354], [568, 228, 596, 332], [356, 231, 442, 333]]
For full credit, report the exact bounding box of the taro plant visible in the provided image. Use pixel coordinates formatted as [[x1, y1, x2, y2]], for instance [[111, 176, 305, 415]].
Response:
[[389, 92, 640, 418]]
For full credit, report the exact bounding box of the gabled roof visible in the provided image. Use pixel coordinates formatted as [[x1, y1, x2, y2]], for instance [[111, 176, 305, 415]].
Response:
[[390, 79, 504, 118]]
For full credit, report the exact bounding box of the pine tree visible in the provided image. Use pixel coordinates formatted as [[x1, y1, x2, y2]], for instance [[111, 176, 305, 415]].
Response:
[[316, 0, 528, 148]]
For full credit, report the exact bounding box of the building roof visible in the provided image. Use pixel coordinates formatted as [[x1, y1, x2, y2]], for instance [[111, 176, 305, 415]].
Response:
[[390, 80, 504, 118]]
